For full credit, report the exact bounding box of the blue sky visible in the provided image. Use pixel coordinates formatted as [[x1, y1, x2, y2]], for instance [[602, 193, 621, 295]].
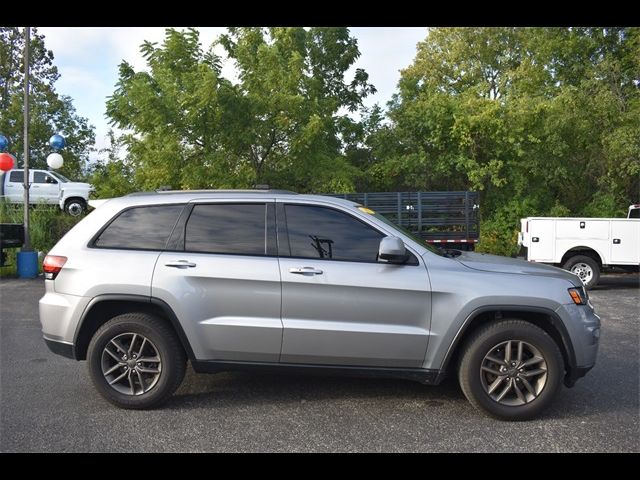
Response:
[[38, 27, 427, 159]]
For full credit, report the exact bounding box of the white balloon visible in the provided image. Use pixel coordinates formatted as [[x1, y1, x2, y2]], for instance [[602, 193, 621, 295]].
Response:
[[47, 152, 64, 169]]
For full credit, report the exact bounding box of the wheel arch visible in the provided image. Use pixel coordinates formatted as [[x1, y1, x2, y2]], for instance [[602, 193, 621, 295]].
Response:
[[73, 294, 195, 362], [441, 306, 578, 387], [64, 196, 87, 207], [559, 246, 604, 267]]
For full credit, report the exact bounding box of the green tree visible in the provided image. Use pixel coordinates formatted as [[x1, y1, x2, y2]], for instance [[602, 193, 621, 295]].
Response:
[[367, 27, 640, 255], [0, 27, 95, 178], [106, 27, 375, 192], [87, 130, 138, 198]]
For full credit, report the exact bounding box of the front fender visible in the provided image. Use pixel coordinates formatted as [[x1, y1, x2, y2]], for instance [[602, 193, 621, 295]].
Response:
[[422, 255, 575, 371]]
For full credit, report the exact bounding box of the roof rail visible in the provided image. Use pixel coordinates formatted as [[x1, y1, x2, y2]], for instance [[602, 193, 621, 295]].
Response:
[[126, 189, 297, 196]]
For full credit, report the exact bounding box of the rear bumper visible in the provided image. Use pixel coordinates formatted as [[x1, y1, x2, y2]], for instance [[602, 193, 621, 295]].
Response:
[[39, 287, 90, 345], [43, 337, 75, 359]]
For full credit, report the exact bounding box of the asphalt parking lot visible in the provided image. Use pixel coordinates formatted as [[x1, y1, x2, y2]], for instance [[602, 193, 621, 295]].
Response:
[[1, 274, 638, 452]]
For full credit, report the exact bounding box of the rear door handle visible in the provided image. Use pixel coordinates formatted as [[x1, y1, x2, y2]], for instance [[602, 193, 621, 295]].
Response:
[[165, 260, 197, 268], [289, 266, 323, 275]]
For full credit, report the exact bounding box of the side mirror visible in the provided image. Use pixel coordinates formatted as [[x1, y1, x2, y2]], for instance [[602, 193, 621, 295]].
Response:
[[46, 176, 57, 184], [378, 236, 409, 264]]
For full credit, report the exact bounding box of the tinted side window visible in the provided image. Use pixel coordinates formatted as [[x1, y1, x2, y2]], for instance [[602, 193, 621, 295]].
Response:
[[284, 205, 384, 262], [185, 204, 266, 255], [9, 171, 23, 183], [94, 205, 183, 250], [629, 208, 640, 219], [33, 172, 47, 183]]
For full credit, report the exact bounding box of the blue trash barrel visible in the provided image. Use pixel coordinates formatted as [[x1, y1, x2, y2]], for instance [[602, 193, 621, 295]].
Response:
[[17, 251, 39, 278]]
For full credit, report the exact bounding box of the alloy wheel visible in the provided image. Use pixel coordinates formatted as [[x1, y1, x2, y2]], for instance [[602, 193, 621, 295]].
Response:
[[480, 340, 548, 406], [101, 332, 162, 396]]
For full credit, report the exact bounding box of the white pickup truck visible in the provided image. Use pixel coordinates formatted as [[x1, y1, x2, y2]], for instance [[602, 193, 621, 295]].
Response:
[[518, 205, 640, 288], [0, 169, 93, 216]]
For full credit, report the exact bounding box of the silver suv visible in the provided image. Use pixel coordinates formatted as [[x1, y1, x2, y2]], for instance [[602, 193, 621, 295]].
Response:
[[39, 191, 600, 419]]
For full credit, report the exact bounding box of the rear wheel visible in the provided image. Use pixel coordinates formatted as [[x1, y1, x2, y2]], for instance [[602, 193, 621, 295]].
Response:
[[458, 320, 564, 420], [65, 198, 85, 216], [87, 312, 186, 409], [563, 255, 600, 289]]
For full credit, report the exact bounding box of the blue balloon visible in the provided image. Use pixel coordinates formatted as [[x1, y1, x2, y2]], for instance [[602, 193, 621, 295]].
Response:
[[49, 134, 66, 150], [0, 134, 8, 151]]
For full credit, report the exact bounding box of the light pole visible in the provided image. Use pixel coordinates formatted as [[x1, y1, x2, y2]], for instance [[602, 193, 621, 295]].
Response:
[[16, 25, 38, 278], [23, 26, 31, 251]]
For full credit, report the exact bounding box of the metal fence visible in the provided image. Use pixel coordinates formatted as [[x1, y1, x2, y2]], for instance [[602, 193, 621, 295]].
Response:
[[323, 191, 480, 242]]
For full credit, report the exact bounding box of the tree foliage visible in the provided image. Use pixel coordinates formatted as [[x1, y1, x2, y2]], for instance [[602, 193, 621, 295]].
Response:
[[101, 27, 639, 257], [87, 129, 137, 198], [0, 27, 95, 178], [363, 27, 640, 255], [105, 27, 375, 192]]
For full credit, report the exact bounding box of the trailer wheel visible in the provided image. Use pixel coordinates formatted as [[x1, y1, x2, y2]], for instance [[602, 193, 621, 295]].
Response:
[[563, 255, 599, 289]]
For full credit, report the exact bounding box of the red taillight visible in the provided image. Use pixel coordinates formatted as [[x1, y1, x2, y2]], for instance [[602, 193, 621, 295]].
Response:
[[43, 255, 67, 280]]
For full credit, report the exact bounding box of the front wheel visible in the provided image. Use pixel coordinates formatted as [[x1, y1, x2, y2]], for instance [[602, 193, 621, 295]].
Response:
[[87, 312, 187, 409], [458, 320, 564, 420], [563, 255, 600, 289]]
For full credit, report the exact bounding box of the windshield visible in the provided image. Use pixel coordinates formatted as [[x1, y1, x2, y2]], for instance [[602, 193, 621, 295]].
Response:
[[356, 206, 445, 256], [49, 171, 70, 183]]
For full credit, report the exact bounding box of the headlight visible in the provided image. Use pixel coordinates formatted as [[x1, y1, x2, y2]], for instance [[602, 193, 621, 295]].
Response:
[[568, 287, 588, 305]]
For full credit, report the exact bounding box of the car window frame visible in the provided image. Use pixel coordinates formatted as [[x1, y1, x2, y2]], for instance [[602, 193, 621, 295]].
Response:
[[278, 202, 420, 266], [88, 203, 187, 252]]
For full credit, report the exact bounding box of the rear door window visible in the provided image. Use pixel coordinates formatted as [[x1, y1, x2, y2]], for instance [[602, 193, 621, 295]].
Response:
[[93, 205, 183, 250], [9, 171, 23, 183], [185, 203, 267, 256]]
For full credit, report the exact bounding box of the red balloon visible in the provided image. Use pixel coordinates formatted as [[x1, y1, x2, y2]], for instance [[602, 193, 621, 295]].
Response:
[[0, 152, 15, 172]]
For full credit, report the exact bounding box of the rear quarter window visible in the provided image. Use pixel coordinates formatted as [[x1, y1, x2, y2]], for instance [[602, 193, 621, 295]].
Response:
[[93, 205, 183, 250]]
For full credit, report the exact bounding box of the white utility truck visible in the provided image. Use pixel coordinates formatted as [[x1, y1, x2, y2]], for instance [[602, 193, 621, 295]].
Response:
[[0, 169, 93, 216], [518, 205, 640, 288]]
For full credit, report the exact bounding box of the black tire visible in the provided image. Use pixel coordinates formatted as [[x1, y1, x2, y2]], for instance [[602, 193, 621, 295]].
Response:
[[87, 312, 186, 409], [563, 255, 600, 289], [65, 198, 86, 216], [458, 320, 564, 421]]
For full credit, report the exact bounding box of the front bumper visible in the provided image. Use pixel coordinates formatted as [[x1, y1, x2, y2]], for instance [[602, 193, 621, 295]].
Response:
[[564, 365, 595, 387], [555, 302, 601, 386]]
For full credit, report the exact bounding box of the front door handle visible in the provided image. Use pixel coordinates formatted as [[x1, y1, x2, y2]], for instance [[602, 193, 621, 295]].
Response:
[[289, 266, 323, 275], [165, 260, 197, 269]]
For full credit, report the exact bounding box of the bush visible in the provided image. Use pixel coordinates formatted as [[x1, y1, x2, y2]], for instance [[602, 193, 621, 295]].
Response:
[[0, 202, 84, 276]]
